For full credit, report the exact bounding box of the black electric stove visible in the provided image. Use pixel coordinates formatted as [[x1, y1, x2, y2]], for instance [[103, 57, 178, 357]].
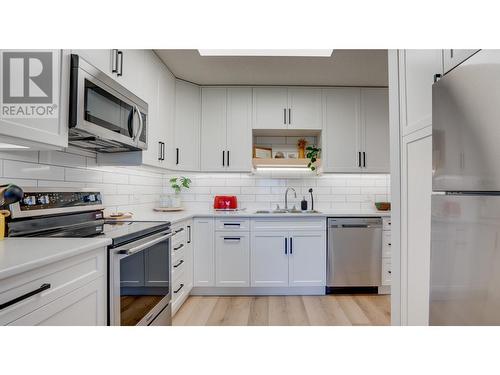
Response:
[[7, 188, 170, 248]]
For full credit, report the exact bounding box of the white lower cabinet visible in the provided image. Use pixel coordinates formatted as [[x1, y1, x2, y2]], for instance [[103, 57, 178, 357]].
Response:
[[0, 247, 106, 326], [171, 219, 193, 316], [288, 232, 326, 287], [215, 232, 250, 287], [193, 218, 215, 287], [251, 231, 289, 287]]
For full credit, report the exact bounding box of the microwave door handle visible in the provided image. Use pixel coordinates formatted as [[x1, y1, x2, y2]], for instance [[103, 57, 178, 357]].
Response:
[[133, 105, 144, 142], [118, 232, 174, 255]]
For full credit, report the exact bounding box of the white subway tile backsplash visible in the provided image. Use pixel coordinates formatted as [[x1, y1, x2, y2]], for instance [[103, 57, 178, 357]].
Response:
[[4, 160, 65, 181], [39, 151, 86, 168], [65, 167, 102, 183]]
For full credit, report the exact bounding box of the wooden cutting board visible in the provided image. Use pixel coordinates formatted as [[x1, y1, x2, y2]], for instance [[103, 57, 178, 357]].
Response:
[[153, 207, 184, 212]]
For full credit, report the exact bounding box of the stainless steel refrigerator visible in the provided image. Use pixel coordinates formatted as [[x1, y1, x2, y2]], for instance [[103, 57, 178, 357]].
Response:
[[430, 50, 500, 325]]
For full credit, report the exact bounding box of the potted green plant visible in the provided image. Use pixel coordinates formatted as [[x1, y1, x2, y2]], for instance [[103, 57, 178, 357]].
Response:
[[168, 176, 191, 208], [306, 145, 321, 171]]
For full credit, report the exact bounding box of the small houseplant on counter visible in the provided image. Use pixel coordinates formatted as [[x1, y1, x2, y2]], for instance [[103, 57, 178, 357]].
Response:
[[160, 176, 192, 209], [306, 145, 321, 171]]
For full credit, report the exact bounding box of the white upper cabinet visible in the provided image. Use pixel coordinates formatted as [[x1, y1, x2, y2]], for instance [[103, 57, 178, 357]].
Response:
[[201, 87, 252, 172], [71, 49, 114, 77], [141, 51, 161, 168], [400, 50, 443, 135], [252, 87, 322, 130], [287, 88, 322, 129], [158, 62, 176, 169], [322, 88, 361, 172], [174, 79, 201, 171], [252, 87, 288, 129], [226, 88, 252, 171], [0, 49, 68, 150], [115, 50, 145, 96], [443, 49, 479, 74], [361, 88, 390, 172], [322, 87, 389, 173], [201, 87, 227, 171]]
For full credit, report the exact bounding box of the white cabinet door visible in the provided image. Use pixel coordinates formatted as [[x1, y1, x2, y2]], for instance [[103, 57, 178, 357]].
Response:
[[403, 133, 432, 325], [141, 51, 161, 168], [0, 49, 68, 149], [193, 218, 215, 287], [174, 79, 200, 171], [361, 88, 390, 172], [443, 49, 479, 73], [9, 277, 106, 326], [400, 50, 443, 135], [288, 231, 326, 287], [71, 49, 114, 76], [322, 88, 362, 172], [115, 49, 145, 96], [252, 87, 288, 129], [201, 87, 227, 171], [251, 231, 289, 287], [226, 87, 252, 171], [287, 88, 322, 129], [215, 232, 250, 287], [158, 62, 176, 169]]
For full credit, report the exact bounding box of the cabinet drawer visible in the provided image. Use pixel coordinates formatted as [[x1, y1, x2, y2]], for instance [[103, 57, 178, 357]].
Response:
[[251, 218, 326, 232], [172, 273, 188, 303], [381, 259, 392, 286], [172, 226, 187, 247], [382, 231, 392, 258], [8, 277, 106, 326], [382, 217, 391, 231], [215, 218, 250, 231], [172, 241, 186, 261], [172, 257, 186, 282], [0, 248, 105, 325]]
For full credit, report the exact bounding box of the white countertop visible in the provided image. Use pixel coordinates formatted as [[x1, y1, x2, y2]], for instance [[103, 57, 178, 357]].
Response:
[[0, 237, 111, 280], [128, 209, 391, 224]]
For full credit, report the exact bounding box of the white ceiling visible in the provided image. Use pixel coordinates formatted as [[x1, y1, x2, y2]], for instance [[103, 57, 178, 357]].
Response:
[[154, 49, 388, 86]]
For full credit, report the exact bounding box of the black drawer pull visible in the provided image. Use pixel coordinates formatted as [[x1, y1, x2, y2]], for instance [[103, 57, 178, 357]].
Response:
[[0, 283, 51, 311], [223, 223, 241, 227], [174, 228, 184, 234], [174, 243, 184, 251], [173, 260, 184, 268], [223, 237, 241, 241], [388, 270, 392, 274], [174, 284, 184, 294]]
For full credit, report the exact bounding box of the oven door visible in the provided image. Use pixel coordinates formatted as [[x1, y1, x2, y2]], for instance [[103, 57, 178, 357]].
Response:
[[69, 54, 148, 151], [110, 231, 172, 326]]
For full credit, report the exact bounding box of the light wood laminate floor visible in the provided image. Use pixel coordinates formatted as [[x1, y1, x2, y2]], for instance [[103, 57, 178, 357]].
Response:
[[173, 295, 391, 326]]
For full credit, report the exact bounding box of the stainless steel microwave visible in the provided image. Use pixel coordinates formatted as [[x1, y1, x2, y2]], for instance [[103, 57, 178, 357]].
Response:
[[68, 54, 148, 152]]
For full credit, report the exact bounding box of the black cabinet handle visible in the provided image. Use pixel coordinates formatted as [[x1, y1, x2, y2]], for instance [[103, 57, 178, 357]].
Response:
[[175, 228, 184, 234], [0, 283, 51, 311], [284, 108, 286, 124], [288, 108, 291, 125], [222, 150, 225, 166], [112, 49, 119, 73], [223, 223, 240, 227], [174, 243, 184, 251], [174, 284, 184, 294], [290, 237, 293, 254], [117, 50, 123, 77], [158, 141, 163, 161], [363, 152, 366, 168], [173, 260, 184, 268], [176, 148, 179, 165], [388, 270, 392, 274], [227, 150, 229, 167], [162, 142, 165, 160], [434, 73, 442, 83], [284, 237, 288, 255], [358, 152, 361, 167], [187, 225, 191, 243], [223, 237, 241, 241]]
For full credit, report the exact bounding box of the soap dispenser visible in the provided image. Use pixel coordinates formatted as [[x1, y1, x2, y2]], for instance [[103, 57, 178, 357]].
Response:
[[301, 196, 308, 211]]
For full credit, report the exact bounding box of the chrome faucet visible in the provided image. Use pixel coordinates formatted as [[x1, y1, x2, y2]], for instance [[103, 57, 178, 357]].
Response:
[[284, 187, 297, 211]]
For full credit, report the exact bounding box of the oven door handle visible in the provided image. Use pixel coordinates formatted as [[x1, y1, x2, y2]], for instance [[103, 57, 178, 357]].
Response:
[[118, 232, 174, 256]]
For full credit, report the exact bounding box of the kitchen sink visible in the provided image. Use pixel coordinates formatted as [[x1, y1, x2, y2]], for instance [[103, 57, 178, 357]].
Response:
[[254, 209, 322, 214]]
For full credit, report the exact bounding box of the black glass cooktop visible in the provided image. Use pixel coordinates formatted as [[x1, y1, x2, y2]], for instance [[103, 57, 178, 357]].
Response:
[[23, 220, 170, 248]]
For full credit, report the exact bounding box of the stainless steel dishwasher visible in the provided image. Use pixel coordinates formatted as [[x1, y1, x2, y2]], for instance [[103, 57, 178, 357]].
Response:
[[327, 217, 382, 290]]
